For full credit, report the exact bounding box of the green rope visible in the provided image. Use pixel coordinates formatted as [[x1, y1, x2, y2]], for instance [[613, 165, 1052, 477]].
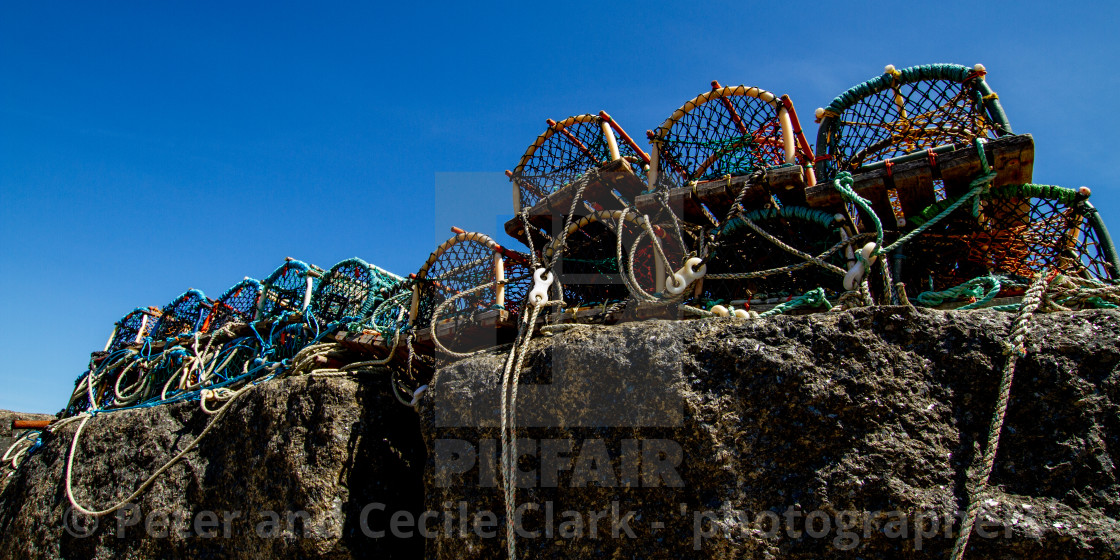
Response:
[[758, 287, 832, 317], [910, 183, 1084, 227], [719, 206, 841, 235], [915, 276, 1004, 310]]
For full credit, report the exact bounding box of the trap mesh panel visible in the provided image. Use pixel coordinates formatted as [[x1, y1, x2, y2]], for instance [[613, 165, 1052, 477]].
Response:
[[107, 308, 157, 352], [413, 233, 521, 330], [652, 86, 788, 191], [310, 258, 403, 325], [815, 64, 1012, 182], [258, 260, 318, 320], [545, 212, 649, 307], [206, 336, 261, 385], [368, 289, 412, 335], [510, 114, 645, 211], [502, 256, 534, 315], [701, 207, 848, 303], [903, 185, 1120, 294], [202, 279, 262, 332], [149, 289, 210, 340]]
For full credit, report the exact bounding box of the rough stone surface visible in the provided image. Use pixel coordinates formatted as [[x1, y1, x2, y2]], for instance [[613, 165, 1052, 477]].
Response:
[[420, 307, 1120, 559], [1, 307, 1118, 558], [0, 376, 426, 559], [1, 409, 53, 461]]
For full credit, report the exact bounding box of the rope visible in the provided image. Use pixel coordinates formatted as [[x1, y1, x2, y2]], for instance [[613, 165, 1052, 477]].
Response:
[[915, 276, 1005, 310], [64, 381, 254, 517], [950, 269, 1049, 560]]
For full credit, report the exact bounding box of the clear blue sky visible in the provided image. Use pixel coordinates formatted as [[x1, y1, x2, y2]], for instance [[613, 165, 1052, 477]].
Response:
[[2, 1, 1117, 413]]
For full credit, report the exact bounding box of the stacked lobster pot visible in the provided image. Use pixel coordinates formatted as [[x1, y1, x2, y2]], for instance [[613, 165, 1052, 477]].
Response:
[[504, 112, 677, 311], [633, 81, 835, 314], [807, 64, 1118, 304], [50, 62, 1120, 422]]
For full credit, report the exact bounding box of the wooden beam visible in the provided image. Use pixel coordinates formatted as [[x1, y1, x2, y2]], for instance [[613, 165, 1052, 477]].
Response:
[[805, 134, 1035, 223]]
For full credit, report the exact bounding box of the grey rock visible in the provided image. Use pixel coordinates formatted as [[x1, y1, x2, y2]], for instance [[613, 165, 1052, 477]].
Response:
[[2, 307, 1118, 558]]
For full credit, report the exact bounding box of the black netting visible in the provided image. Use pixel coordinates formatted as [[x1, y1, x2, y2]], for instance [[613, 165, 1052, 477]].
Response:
[[204, 279, 261, 332], [259, 262, 317, 320], [107, 309, 155, 352], [551, 218, 639, 307], [513, 116, 645, 210], [149, 290, 210, 340], [655, 91, 785, 190], [820, 79, 998, 181], [414, 239, 518, 330], [701, 214, 848, 304]]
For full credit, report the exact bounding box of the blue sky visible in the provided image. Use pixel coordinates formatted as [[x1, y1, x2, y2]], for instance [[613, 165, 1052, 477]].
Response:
[[2, 1, 1117, 413]]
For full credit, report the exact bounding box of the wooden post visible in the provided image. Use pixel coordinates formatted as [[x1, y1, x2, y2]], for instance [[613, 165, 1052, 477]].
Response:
[[12, 420, 51, 430], [647, 134, 660, 191], [494, 252, 506, 309], [599, 119, 621, 162]]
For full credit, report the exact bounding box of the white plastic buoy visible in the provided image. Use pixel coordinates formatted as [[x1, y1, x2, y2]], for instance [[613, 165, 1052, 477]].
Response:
[[814, 107, 825, 119], [710, 305, 730, 317], [665, 257, 707, 296], [884, 64, 896, 74], [529, 268, 554, 305]]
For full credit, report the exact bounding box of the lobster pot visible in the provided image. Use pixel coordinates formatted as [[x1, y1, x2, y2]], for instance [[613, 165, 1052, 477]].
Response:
[[901, 185, 1120, 296], [258, 259, 319, 321], [309, 258, 403, 325], [815, 63, 1012, 184], [411, 232, 534, 330], [202, 279, 262, 333], [105, 307, 161, 352], [543, 211, 685, 307], [700, 207, 851, 305], [508, 113, 649, 212], [203, 336, 262, 386], [649, 84, 802, 192], [149, 289, 211, 341]]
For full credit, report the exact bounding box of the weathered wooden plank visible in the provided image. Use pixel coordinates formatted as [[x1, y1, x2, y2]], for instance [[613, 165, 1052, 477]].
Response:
[[807, 134, 1034, 224], [633, 172, 778, 225], [765, 165, 808, 206], [938, 134, 1034, 197]]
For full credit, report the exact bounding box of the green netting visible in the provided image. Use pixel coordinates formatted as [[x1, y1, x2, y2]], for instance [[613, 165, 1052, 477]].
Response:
[[149, 289, 210, 340], [202, 278, 262, 332], [815, 63, 1012, 182], [309, 258, 403, 325]]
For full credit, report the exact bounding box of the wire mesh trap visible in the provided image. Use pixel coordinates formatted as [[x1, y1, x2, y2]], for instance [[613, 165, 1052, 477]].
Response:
[[815, 63, 1012, 184], [508, 113, 650, 212], [901, 184, 1120, 296], [104, 307, 161, 353], [309, 258, 403, 325], [202, 278, 262, 333], [148, 289, 211, 341], [257, 259, 320, 321], [699, 206, 854, 305], [649, 83, 806, 192], [542, 211, 687, 307], [410, 231, 533, 334]]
